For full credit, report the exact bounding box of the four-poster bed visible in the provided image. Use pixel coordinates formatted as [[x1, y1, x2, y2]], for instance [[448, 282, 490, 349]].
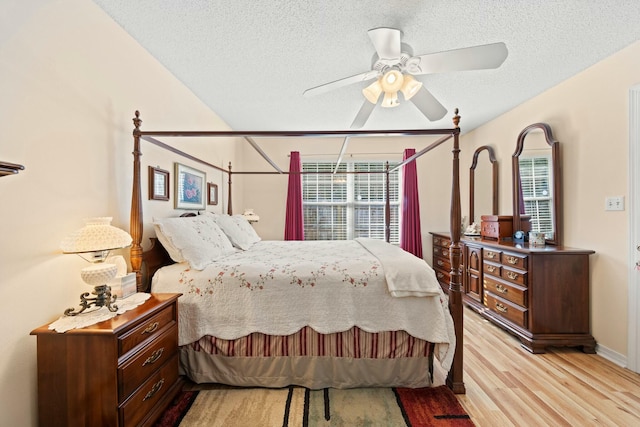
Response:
[[129, 110, 465, 394]]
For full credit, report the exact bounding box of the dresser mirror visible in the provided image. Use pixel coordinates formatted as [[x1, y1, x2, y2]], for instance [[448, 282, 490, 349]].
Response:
[[469, 145, 498, 225], [512, 123, 562, 245]]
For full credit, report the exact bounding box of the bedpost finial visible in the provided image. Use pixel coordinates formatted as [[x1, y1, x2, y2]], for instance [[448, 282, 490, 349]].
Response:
[[452, 108, 460, 128], [133, 110, 142, 130]]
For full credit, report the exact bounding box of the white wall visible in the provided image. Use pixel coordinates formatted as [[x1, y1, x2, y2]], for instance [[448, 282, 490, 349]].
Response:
[[0, 1, 238, 425]]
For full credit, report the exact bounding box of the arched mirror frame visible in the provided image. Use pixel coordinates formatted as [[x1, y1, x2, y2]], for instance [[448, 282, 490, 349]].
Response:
[[469, 145, 498, 224], [512, 123, 562, 246]]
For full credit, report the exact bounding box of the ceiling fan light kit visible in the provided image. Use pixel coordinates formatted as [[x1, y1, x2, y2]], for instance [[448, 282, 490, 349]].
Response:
[[304, 27, 508, 127]]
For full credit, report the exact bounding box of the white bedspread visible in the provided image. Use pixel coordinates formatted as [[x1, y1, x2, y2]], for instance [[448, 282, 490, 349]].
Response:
[[151, 239, 456, 369]]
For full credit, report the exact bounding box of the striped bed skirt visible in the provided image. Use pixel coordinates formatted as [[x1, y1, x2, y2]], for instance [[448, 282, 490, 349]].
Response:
[[181, 326, 436, 389]]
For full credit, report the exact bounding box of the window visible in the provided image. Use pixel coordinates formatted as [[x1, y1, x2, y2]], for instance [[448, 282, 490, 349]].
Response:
[[519, 155, 554, 238], [302, 161, 400, 244]]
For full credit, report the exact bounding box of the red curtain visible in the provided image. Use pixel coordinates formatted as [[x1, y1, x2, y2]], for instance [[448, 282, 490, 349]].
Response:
[[400, 148, 423, 258], [284, 151, 304, 240]]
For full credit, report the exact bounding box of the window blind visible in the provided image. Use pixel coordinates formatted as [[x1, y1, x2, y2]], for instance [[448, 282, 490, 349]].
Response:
[[302, 161, 400, 244]]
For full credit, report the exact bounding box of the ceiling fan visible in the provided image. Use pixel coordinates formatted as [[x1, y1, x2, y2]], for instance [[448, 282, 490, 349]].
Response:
[[303, 27, 508, 128]]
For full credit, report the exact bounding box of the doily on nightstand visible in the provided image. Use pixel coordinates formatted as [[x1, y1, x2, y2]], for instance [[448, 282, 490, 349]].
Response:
[[48, 293, 151, 333]]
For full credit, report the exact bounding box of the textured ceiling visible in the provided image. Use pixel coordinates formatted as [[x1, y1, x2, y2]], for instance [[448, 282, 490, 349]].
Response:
[[93, 0, 640, 132]]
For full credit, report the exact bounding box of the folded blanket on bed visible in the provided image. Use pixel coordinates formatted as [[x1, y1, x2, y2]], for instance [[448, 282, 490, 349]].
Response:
[[356, 238, 442, 298]]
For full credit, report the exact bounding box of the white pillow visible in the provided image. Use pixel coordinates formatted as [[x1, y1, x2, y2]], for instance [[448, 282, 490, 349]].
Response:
[[232, 215, 261, 244], [153, 215, 234, 270], [210, 214, 256, 250], [153, 223, 185, 263]]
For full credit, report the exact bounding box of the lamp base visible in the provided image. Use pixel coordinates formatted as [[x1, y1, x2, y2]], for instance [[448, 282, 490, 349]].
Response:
[[64, 284, 119, 316]]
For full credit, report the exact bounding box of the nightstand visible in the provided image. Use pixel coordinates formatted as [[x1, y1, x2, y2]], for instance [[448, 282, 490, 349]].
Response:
[[31, 293, 183, 427]]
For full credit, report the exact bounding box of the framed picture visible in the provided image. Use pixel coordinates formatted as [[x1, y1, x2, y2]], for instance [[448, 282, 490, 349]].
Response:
[[175, 163, 206, 209], [207, 183, 218, 205], [148, 166, 170, 201]]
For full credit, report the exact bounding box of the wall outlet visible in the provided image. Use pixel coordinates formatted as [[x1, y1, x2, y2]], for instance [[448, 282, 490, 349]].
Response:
[[605, 196, 625, 211]]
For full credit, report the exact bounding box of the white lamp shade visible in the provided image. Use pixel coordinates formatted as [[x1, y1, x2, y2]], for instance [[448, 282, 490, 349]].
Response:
[[400, 75, 423, 100], [362, 79, 383, 104], [61, 217, 132, 254], [381, 91, 400, 108], [380, 70, 404, 93]]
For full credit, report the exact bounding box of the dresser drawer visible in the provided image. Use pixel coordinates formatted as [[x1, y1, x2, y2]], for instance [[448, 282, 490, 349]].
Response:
[[484, 276, 527, 307], [483, 249, 502, 262], [433, 236, 451, 248], [433, 256, 451, 272], [119, 353, 179, 427], [434, 268, 450, 286], [433, 245, 450, 259], [483, 261, 501, 277], [502, 252, 528, 270], [484, 293, 527, 328], [501, 266, 527, 286], [118, 325, 178, 400], [118, 303, 177, 357]]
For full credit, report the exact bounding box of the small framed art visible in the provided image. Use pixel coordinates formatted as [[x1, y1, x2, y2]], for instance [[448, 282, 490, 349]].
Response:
[[207, 183, 218, 205], [175, 163, 206, 209], [148, 166, 169, 201]]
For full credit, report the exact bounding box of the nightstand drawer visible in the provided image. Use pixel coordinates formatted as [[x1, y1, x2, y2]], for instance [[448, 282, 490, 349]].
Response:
[[119, 325, 178, 400], [118, 303, 176, 357], [119, 353, 179, 427]]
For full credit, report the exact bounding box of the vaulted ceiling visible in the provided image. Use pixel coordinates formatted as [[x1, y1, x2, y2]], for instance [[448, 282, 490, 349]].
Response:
[[93, 0, 640, 132]]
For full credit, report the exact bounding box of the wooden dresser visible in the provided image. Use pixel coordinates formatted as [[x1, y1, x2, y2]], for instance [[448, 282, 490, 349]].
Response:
[[31, 293, 183, 427], [430, 232, 596, 354]]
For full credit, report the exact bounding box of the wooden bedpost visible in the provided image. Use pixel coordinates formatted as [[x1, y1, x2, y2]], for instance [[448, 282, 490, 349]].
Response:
[[227, 161, 233, 215], [385, 161, 391, 243], [447, 108, 466, 394], [130, 111, 144, 291]]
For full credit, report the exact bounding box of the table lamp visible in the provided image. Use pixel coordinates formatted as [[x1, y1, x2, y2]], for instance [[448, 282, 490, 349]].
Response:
[[60, 217, 132, 316]]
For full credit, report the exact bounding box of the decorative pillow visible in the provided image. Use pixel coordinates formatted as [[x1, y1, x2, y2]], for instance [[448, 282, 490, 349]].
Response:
[[210, 214, 257, 250], [232, 215, 261, 244], [153, 215, 234, 270]]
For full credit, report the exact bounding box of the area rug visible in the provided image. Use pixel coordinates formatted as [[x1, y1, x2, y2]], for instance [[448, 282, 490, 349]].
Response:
[[155, 385, 473, 427]]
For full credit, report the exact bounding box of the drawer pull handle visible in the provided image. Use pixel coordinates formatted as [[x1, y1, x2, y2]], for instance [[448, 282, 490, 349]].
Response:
[[434, 238, 440, 245], [143, 378, 165, 401], [506, 256, 519, 265], [142, 322, 159, 335], [496, 284, 508, 294], [486, 265, 496, 272], [495, 302, 508, 313], [506, 271, 519, 280], [436, 272, 444, 279], [486, 252, 496, 259], [442, 250, 449, 257], [143, 348, 164, 366], [437, 260, 445, 266]]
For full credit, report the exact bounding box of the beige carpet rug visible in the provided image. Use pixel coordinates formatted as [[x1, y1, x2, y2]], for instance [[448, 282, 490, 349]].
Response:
[[155, 385, 473, 426]]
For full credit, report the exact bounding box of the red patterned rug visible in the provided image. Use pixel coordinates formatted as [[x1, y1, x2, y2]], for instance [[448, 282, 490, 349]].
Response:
[[155, 385, 473, 426]]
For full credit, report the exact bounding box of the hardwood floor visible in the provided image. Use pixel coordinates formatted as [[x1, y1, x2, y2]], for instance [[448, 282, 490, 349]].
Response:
[[446, 308, 640, 426]]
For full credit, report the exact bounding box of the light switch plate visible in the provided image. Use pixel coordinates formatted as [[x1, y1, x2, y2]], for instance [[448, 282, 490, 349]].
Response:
[[605, 196, 625, 211]]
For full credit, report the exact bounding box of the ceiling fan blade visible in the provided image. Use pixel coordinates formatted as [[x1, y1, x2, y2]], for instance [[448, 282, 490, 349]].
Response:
[[368, 27, 402, 60], [410, 87, 448, 121], [350, 100, 376, 129], [409, 42, 508, 75], [303, 70, 380, 98]]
